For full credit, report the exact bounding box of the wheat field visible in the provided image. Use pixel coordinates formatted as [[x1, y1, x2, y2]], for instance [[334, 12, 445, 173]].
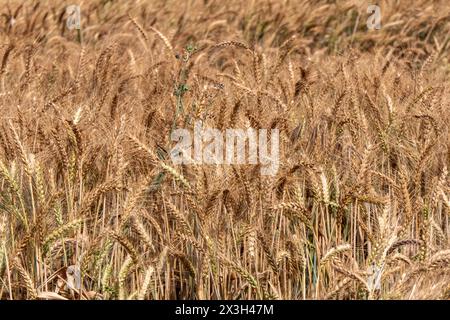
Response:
[[0, 0, 449, 300]]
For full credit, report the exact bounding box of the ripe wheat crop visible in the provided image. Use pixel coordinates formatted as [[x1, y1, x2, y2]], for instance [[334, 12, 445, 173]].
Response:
[[0, 0, 449, 300]]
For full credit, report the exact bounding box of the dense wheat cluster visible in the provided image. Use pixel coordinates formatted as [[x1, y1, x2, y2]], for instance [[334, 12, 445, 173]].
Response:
[[0, 0, 449, 300]]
